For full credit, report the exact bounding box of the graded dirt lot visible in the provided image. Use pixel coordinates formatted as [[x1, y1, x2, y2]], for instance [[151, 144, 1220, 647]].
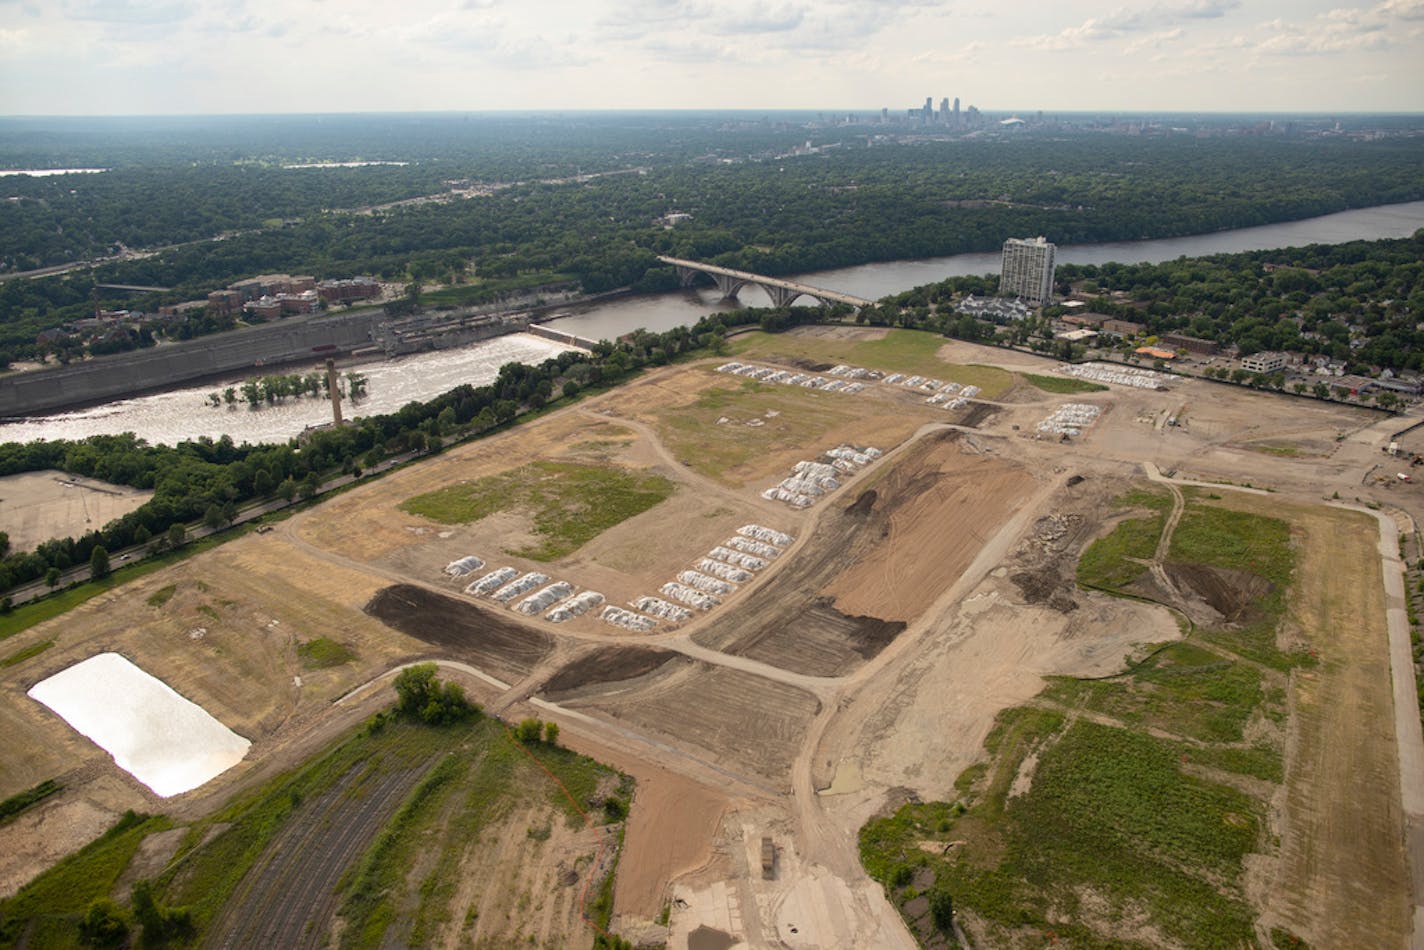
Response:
[[2, 326, 1418, 949], [0, 470, 151, 552]]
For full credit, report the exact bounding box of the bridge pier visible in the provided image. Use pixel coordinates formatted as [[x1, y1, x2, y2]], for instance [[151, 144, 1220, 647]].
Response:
[[763, 284, 811, 308], [673, 265, 699, 288], [712, 274, 747, 300]]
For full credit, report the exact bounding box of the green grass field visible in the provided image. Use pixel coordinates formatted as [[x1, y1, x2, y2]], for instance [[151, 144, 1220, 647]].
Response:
[[1020, 372, 1109, 394], [400, 461, 675, 561], [729, 328, 1014, 397], [1074, 488, 1173, 590]]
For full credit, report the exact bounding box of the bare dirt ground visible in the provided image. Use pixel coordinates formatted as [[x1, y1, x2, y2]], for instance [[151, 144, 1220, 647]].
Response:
[[1243, 498, 1412, 945], [0, 470, 151, 553], [3, 329, 1418, 949]]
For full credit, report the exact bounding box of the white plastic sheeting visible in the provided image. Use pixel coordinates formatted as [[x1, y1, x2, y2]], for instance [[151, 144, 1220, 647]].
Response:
[[660, 582, 721, 610], [708, 547, 768, 570], [467, 566, 517, 595], [633, 596, 693, 622], [677, 570, 734, 595], [491, 572, 549, 603], [444, 555, 485, 577], [547, 590, 604, 622], [514, 581, 574, 615], [697, 559, 752, 583], [601, 605, 658, 631], [738, 524, 794, 547]]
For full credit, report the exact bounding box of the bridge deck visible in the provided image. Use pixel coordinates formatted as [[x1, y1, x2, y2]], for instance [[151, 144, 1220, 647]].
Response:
[[657, 256, 871, 308]]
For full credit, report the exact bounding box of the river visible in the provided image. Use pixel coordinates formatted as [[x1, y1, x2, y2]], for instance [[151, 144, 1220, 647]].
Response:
[[7, 199, 1422, 447]]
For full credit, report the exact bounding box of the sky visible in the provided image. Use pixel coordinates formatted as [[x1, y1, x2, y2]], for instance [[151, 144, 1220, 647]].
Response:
[[1, 0, 1422, 115]]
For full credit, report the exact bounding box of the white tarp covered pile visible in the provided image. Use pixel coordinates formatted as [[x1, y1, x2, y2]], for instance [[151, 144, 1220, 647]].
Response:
[[708, 546, 768, 570], [514, 581, 574, 615], [1057, 362, 1168, 389], [601, 605, 658, 631], [634, 596, 693, 622], [739, 524, 795, 547], [762, 445, 881, 509], [444, 555, 485, 577], [727, 535, 782, 558], [467, 566, 517, 595], [697, 558, 752, 583], [661, 581, 721, 610], [677, 570, 734, 595], [1037, 402, 1102, 437], [547, 590, 604, 622], [491, 572, 549, 603], [713, 361, 864, 395]]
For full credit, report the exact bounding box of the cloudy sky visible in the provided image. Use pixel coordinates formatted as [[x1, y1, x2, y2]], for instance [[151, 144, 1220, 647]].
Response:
[[1, 0, 1422, 115]]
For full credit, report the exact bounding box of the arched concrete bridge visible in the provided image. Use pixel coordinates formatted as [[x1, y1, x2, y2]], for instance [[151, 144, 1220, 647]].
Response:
[[658, 256, 872, 309]]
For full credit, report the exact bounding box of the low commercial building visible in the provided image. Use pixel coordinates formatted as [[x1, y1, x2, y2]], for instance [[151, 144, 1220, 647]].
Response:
[[1136, 346, 1176, 360], [1101, 319, 1144, 338], [1161, 333, 1219, 356], [1241, 351, 1289, 374]]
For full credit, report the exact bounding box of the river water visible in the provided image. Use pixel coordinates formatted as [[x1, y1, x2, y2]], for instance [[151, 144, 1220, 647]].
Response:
[[0, 334, 577, 447], [7, 199, 1422, 447]]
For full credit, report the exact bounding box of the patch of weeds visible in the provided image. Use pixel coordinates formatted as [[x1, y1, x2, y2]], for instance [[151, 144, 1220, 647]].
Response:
[[145, 584, 177, 607], [1021, 372, 1108, 394], [400, 461, 674, 561], [1042, 642, 1264, 743], [0, 811, 170, 946], [0, 778, 62, 825], [1076, 488, 1173, 590], [297, 637, 356, 670], [1, 638, 54, 668]]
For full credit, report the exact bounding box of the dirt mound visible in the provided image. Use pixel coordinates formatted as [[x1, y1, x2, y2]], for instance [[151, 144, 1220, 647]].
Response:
[[1010, 570, 1079, 613], [1162, 562, 1273, 623], [364, 584, 554, 681], [958, 402, 999, 429], [845, 489, 878, 517], [540, 647, 678, 696]]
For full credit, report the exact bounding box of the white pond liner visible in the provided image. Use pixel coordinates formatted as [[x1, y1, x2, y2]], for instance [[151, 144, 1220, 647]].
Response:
[[28, 652, 250, 798]]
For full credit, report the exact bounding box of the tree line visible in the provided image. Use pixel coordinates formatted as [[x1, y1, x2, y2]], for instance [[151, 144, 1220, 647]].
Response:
[[4, 131, 1421, 367]]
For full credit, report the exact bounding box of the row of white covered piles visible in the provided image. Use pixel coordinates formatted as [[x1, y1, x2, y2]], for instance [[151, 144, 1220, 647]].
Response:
[[445, 555, 605, 623]]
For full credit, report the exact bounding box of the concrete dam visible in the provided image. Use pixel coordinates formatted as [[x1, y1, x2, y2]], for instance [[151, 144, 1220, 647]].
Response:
[[0, 308, 542, 418]]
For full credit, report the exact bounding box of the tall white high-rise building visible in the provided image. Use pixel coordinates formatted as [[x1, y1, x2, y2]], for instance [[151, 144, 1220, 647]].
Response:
[[1000, 236, 1056, 305]]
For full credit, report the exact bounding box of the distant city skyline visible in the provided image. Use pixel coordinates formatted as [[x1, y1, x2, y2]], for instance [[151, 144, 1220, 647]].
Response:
[[1, 0, 1422, 116]]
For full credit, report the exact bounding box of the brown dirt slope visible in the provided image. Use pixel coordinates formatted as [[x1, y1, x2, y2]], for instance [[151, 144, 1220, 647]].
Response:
[[539, 646, 680, 698], [826, 430, 1036, 622], [364, 585, 553, 683]]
